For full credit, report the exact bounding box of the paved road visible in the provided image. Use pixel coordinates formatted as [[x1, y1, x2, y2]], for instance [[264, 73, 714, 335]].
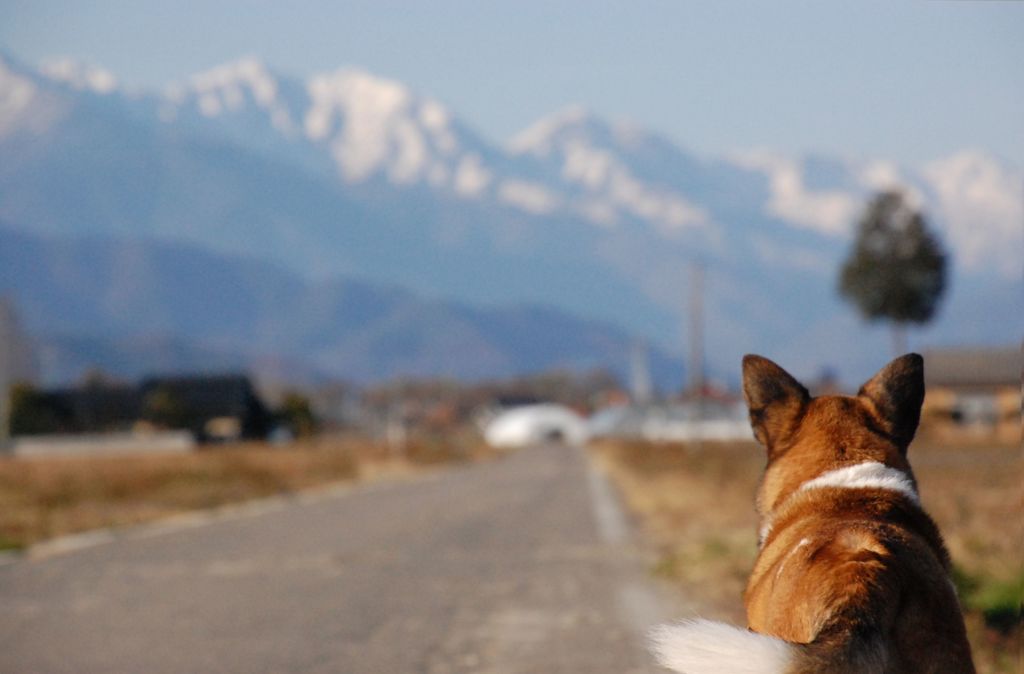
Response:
[[0, 445, 680, 674]]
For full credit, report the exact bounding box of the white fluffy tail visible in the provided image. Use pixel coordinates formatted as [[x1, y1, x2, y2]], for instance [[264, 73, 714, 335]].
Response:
[[649, 619, 795, 674]]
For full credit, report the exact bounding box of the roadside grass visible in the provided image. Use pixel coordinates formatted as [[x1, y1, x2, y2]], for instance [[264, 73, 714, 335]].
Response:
[[0, 431, 489, 551], [592, 437, 1022, 674]]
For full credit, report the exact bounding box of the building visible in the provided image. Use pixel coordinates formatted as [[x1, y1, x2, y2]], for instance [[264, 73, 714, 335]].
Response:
[[0, 298, 36, 446], [138, 375, 272, 442], [921, 346, 1020, 443], [10, 373, 272, 444], [483, 404, 589, 448], [32, 381, 141, 434], [587, 398, 752, 443]]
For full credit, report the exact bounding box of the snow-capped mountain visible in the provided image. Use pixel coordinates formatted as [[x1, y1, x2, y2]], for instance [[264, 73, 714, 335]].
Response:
[[0, 52, 69, 136], [158, 57, 516, 196], [508, 103, 1022, 281], [0, 51, 1019, 383], [731, 148, 1022, 280], [9, 51, 1017, 280], [39, 58, 119, 94], [510, 106, 717, 235]]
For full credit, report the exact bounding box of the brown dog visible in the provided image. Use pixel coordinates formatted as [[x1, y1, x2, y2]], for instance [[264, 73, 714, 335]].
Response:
[[651, 354, 975, 673]]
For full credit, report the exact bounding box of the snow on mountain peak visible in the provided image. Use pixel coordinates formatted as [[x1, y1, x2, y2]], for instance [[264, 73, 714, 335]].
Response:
[[157, 59, 480, 190], [161, 57, 286, 124], [497, 179, 562, 214], [508, 105, 659, 158], [508, 106, 710, 232], [305, 68, 411, 141], [453, 153, 493, 197], [40, 58, 119, 94], [187, 57, 278, 108], [157, 56, 309, 140], [0, 56, 38, 135], [731, 147, 1022, 280], [732, 149, 859, 236], [508, 104, 607, 157], [0, 53, 67, 137], [923, 150, 1023, 278], [7, 54, 1016, 279], [305, 68, 464, 184]]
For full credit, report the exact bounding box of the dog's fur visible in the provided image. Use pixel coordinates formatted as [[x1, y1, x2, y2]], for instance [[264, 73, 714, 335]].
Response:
[[651, 354, 975, 673]]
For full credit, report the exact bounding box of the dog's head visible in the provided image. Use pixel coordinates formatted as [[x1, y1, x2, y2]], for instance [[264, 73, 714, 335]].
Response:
[[742, 353, 924, 521]]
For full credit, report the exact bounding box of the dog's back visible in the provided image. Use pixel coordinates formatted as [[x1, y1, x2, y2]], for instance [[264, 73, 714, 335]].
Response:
[[651, 354, 975, 673]]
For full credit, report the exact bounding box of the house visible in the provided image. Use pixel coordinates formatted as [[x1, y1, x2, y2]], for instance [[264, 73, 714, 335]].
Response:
[[39, 382, 142, 434], [587, 398, 752, 443], [138, 375, 272, 442], [921, 346, 1020, 443], [10, 373, 272, 444]]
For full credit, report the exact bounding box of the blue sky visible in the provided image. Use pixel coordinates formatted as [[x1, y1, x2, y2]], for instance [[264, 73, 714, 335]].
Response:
[[1, 0, 1021, 164]]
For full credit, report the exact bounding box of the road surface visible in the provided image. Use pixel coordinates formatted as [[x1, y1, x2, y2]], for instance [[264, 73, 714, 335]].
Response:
[[0, 445, 682, 673]]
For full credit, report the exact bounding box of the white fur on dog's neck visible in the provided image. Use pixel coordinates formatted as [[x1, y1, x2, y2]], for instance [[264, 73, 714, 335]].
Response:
[[798, 461, 918, 503], [759, 461, 918, 546]]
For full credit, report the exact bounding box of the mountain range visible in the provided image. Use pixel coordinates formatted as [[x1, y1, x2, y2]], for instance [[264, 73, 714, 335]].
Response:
[[1, 224, 678, 386], [0, 51, 1019, 386]]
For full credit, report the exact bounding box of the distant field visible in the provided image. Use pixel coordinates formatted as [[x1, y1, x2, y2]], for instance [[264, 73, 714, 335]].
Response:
[[593, 436, 1022, 674], [0, 432, 490, 552]]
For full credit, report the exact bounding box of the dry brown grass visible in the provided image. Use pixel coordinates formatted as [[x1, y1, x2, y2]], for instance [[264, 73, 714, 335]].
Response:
[[592, 436, 1022, 674], [0, 431, 489, 552]]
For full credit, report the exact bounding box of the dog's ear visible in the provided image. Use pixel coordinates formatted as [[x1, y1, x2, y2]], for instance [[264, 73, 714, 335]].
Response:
[[858, 353, 925, 449], [742, 355, 810, 450]]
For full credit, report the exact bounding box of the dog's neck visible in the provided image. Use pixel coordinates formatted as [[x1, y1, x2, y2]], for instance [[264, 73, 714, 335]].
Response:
[[758, 461, 919, 547], [797, 461, 919, 503]]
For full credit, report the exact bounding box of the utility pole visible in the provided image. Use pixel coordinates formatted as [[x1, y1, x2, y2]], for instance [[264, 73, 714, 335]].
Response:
[[688, 261, 705, 398], [630, 339, 652, 406], [688, 261, 705, 448]]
